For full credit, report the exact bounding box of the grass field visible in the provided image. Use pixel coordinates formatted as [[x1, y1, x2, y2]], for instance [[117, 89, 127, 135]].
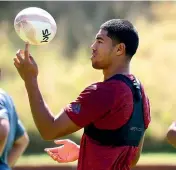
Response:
[[15, 153, 176, 166]]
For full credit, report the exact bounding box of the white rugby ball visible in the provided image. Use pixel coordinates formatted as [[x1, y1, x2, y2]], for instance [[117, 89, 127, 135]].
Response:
[[14, 7, 57, 45]]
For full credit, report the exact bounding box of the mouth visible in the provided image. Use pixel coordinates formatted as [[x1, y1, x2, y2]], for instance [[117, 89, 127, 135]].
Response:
[[91, 53, 96, 59], [91, 55, 95, 59]]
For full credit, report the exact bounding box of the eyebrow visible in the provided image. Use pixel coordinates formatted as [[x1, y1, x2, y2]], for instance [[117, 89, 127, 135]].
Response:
[[96, 36, 104, 41]]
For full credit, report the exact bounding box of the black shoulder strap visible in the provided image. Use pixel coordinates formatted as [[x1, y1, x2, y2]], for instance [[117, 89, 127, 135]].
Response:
[[106, 74, 142, 101]]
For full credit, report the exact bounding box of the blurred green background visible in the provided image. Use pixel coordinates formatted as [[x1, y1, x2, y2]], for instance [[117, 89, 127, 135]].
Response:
[[0, 1, 176, 156]]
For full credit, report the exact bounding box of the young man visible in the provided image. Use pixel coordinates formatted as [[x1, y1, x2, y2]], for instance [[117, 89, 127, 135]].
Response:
[[14, 19, 151, 170], [0, 87, 29, 170]]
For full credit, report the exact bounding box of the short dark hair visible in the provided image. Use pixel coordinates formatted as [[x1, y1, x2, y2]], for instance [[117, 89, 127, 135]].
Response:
[[100, 19, 139, 58]]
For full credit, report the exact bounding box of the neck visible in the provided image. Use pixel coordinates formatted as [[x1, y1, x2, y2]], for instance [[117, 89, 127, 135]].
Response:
[[103, 61, 130, 81]]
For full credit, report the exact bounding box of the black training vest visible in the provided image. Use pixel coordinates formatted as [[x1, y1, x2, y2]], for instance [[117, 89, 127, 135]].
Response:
[[84, 74, 145, 147]]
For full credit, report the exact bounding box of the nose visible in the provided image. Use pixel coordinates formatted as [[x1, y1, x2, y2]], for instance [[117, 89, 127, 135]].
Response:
[[90, 41, 96, 51]]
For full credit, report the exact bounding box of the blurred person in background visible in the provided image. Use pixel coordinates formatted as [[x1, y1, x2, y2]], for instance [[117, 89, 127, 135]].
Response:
[[0, 69, 29, 170], [14, 19, 151, 170], [166, 122, 176, 148]]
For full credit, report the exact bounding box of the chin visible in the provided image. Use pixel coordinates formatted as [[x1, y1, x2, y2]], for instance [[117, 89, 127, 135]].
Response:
[[92, 63, 103, 70]]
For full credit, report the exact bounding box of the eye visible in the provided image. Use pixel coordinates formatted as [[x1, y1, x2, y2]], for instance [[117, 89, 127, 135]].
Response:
[[97, 40, 103, 44]]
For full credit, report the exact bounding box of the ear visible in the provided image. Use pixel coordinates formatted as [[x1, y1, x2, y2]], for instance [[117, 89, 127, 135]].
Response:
[[116, 43, 126, 56]]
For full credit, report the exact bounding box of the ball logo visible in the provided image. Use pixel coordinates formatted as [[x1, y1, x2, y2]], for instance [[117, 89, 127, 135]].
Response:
[[41, 29, 51, 43]]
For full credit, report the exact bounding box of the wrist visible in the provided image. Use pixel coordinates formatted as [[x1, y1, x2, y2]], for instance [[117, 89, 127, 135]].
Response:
[[24, 77, 38, 87]]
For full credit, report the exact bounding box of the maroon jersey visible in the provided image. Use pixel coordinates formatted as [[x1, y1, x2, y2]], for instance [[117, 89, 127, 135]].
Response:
[[64, 74, 151, 170]]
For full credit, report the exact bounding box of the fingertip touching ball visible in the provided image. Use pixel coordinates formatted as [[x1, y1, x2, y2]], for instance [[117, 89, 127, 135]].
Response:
[[14, 7, 57, 45]]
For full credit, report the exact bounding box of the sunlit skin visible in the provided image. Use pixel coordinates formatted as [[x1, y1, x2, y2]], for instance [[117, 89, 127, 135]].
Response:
[[44, 139, 80, 163], [90, 29, 130, 80]]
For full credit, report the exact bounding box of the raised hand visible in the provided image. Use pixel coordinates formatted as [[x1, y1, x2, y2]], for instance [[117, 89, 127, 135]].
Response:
[[14, 43, 38, 81]]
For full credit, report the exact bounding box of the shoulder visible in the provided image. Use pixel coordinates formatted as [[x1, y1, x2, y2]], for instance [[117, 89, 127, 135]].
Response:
[[81, 80, 133, 109], [0, 89, 8, 105], [0, 117, 10, 138], [80, 82, 114, 97], [79, 81, 127, 102], [0, 89, 14, 106], [103, 77, 133, 98], [84, 79, 131, 94]]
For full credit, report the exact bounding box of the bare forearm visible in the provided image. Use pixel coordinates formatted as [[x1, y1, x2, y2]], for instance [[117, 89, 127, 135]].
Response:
[[25, 78, 55, 139], [0, 139, 7, 156], [8, 143, 28, 167]]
